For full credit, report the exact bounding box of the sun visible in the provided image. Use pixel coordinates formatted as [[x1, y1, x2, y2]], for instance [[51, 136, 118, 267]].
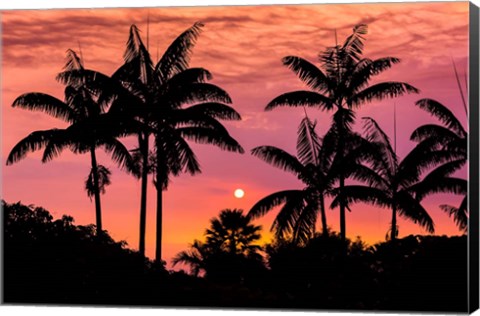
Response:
[[234, 188, 245, 199]]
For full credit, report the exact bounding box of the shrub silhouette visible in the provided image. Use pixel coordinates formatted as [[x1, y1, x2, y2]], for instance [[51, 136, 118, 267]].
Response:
[[2, 200, 467, 312]]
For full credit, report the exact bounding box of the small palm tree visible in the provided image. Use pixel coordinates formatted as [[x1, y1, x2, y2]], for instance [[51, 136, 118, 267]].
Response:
[[249, 116, 344, 243], [173, 209, 262, 277], [331, 117, 438, 241], [265, 24, 419, 243], [410, 98, 467, 232], [172, 240, 209, 277], [205, 209, 262, 256], [6, 50, 136, 235]]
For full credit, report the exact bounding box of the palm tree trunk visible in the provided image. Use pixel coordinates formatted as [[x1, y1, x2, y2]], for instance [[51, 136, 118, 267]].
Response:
[[391, 202, 397, 241], [338, 110, 346, 245], [155, 135, 163, 264], [90, 147, 102, 235], [339, 174, 346, 244], [320, 196, 328, 237], [139, 133, 149, 257]]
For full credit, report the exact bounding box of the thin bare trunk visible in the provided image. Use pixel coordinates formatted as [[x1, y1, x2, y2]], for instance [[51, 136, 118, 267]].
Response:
[[339, 174, 346, 244], [391, 201, 397, 241], [320, 196, 328, 236], [155, 135, 163, 264], [90, 147, 102, 236], [138, 133, 149, 257]]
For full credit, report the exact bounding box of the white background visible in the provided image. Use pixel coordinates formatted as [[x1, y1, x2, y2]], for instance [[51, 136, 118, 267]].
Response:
[[0, 0, 479, 316]]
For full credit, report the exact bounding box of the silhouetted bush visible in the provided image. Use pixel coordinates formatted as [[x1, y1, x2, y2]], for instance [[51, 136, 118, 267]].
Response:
[[2, 200, 467, 312]]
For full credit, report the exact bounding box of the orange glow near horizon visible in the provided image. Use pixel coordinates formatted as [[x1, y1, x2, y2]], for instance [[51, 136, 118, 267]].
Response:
[[1, 2, 469, 269]]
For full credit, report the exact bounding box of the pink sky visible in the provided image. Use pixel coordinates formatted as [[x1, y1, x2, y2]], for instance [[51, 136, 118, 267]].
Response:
[[1, 2, 470, 268]]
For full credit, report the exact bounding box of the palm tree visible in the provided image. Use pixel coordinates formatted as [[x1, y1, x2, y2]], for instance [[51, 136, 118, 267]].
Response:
[[117, 23, 244, 263], [205, 209, 262, 256], [173, 209, 262, 276], [6, 50, 136, 235], [172, 240, 209, 277], [265, 24, 419, 243], [249, 115, 351, 244], [331, 117, 439, 241], [409, 98, 468, 232]]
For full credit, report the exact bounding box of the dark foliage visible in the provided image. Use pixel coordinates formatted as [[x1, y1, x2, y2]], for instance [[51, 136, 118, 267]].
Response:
[[2, 200, 467, 311]]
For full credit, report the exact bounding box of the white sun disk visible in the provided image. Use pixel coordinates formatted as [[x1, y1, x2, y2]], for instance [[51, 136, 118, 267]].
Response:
[[234, 188, 245, 198]]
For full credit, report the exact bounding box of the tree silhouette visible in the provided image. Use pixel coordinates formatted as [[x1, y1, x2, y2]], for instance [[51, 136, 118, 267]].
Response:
[[409, 98, 468, 232], [205, 209, 262, 256], [249, 115, 371, 243], [265, 24, 419, 243], [331, 117, 437, 241], [6, 50, 136, 235], [173, 209, 263, 282], [117, 23, 244, 263]]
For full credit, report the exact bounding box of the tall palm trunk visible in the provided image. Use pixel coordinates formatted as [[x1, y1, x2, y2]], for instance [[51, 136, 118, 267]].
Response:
[[391, 200, 397, 241], [320, 196, 328, 237], [155, 134, 163, 264], [337, 110, 347, 245], [339, 174, 346, 243], [138, 133, 149, 256], [90, 147, 102, 235]]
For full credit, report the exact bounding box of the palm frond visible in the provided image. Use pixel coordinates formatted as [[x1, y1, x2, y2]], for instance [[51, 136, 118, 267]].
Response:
[[398, 146, 464, 188], [282, 56, 330, 92], [183, 102, 241, 121], [412, 175, 467, 201], [330, 185, 391, 210], [350, 82, 419, 108], [342, 24, 368, 62], [123, 25, 154, 84], [164, 83, 232, 108], [63, 49, 84, 71], [12, 93, 76, 123], [440, 195, 467, 232], [178, 127, 244, 154], [154, 127, 200, 178], [156, 22, 204, 82], [6, 129, 66, 165], [415, 98, 466, 137], [102, 138, 137, 174], [85, 165, 111, 198], [362, 117, 397, 176], [349, 57, 401, 93], [251, 146, 304, 177], [248, 190, 305, 219], [166, 67, 212, 87], [297, 116, 322, 166], [410, 124, 461, 145], [266, 91, 333, 111], [292, 197, 318, 245], [272, 193, 306, 239], [396, 190, 435, 233]]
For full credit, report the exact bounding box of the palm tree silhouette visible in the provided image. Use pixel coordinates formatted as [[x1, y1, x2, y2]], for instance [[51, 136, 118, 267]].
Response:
[[172, 240, 208, 277], [117, 23, 244, 263], [6, 50, 136, 235], [173, 209, 262, 276], [205, 209, 262, 256], [410, 98, 468, 232], [264, 24, 419, 243], [249, 115, 355, 243], [331, 117, 436, 241]]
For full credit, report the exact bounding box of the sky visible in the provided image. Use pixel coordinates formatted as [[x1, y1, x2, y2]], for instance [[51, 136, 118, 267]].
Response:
[[1, 1, 470, 269]]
